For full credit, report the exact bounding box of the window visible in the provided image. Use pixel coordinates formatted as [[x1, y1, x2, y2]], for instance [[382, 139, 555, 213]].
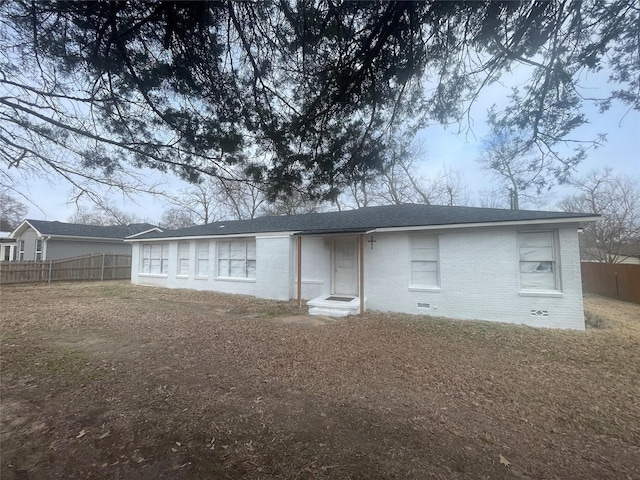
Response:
[[519, 232, 558, 290], [35, 239, 43, 261], [140, 243, 168, 274], [177, 242, 190, 276], [410, 236, 439, 288], [217, 239, 256, 279], [18, 240, 24, 261], [196, 242, 209, 277]]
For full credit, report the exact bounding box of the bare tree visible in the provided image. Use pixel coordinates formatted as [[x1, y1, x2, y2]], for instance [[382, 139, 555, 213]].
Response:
[[214, 178, 265, 220], [338, 135, 470, 208], [159, 208, 198, 230], [162, 170, 266, 224], [558, 168, 640, 263], [68, 203, 141, 226], [477, 189, 508, 209], [477, 110, 586, 209], [0, 191, 27, 231]]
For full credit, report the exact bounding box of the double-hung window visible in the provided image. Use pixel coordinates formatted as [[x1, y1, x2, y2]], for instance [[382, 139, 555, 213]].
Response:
[[518, 232, 559, 290], [177, 242, 190, 276], [35, 239, 42, 261], [140, 243, 168, 274], [196, 242, 209, 277], [217, 239, 256, 279], [18, 240, 25, 261], [410, 236, 439, 288]]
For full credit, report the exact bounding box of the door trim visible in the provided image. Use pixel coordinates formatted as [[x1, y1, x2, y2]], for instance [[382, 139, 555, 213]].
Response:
[[331, 236, 359, 296]]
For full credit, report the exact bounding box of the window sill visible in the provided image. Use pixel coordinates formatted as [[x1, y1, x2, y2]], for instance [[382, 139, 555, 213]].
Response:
[[519, 290, 563, 298], [138, 273, 168, 279], [215, 276, 256, 283], [409, 286, 441, 293]]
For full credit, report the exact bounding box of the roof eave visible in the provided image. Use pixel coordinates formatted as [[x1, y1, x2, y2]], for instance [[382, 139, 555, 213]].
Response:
[[125, 230, 298, 242], [9, 220, 42, 238], [369, 216, 600, 233]]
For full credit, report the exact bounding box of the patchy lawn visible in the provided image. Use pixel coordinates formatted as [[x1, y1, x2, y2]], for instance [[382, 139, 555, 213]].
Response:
[[1, 282, 639, 480]]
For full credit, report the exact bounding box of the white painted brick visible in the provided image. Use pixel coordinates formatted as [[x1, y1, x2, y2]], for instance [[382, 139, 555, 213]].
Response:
[[130, 224, 586, 330]]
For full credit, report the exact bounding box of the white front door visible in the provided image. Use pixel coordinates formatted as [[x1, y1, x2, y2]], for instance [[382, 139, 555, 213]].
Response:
[[332, 237, 358, 296]]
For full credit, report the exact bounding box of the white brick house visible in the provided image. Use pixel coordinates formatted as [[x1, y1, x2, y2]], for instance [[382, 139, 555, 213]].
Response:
[[127, 204, 598, 330]]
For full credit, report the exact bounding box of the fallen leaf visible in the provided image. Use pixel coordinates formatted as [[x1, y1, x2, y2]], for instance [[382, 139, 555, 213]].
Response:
[[76, 429, 87, 439], [499, 454, 510, 467]]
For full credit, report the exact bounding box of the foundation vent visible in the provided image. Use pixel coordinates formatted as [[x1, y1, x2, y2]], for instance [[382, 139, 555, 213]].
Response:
[[417, 303, 431, 309], [530, 309, 549, 317]]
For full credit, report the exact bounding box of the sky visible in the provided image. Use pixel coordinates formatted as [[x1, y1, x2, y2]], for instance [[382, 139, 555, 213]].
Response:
[[10, 68, 640, 225]]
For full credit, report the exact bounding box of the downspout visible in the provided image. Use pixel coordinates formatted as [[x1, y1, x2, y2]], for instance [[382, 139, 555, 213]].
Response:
[[43, 236, 51, 260], [359, 234, 365, 317], [297, 236, 302, 309]]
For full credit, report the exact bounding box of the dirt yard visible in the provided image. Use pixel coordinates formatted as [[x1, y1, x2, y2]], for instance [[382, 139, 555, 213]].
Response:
[[1, 282, 639, 479]]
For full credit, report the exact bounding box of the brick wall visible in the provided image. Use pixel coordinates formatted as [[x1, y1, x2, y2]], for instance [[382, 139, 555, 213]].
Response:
[[364, 226, 585, 330]]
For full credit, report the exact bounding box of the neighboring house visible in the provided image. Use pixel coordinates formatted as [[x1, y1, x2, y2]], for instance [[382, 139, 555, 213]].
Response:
[[7, 220, 161, 261], [0, 232, 16, 261], [127, 204, 599, 330], [581, 243, 640, 265]]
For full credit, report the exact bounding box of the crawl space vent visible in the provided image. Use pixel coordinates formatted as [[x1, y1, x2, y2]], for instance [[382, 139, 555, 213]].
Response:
[[530, 309, 549, 317], [417, 303, 430, 309]]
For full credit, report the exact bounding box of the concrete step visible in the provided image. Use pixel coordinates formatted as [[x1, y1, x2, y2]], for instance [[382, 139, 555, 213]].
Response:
[[306, 295, 366, 317], [308, 306, 351, 318]]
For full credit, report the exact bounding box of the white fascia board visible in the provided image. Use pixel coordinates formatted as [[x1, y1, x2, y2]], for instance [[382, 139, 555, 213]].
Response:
[[9, 220, 41, 239], [47, 235, 125, 242], [125, 231, 298, 243], [125, 227, 163, 239], [369, 216, 600, 234]]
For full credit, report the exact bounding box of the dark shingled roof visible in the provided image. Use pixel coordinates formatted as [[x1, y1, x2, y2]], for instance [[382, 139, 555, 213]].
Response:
[[135, 204, 598, 240], [25, 220, 159, 239]]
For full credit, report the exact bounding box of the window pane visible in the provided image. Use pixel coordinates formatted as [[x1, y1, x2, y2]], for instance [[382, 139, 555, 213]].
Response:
[[520, 246, 553, 261], [230, 259, 245, 277], [412, 260, 437, 272], [197, 259, 209, 276], [218, 259, 229, 276], [518, 232, 557, 290], [412, 270, 437, 286], [520, 261, 553, 273], [150, 258, 161, 274], [412, 247, 437, 261], [230, 241, 245, 259], [247, 260, 256, 278], [411, 260, 437, 286], [217, 242, 229, 259], [198, 242, 209, 259], [179, 259, 189, 275], [521, 272, 555, 289]]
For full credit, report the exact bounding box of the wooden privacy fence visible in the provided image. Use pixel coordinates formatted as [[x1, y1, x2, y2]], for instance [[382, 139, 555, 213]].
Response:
[[581, 262, 640, 305], [0, 254, 132, 285]]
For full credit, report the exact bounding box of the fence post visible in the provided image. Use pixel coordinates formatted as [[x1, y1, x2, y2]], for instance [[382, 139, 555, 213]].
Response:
[[48, 261, 52, 283], [101, 253, 105, 281]]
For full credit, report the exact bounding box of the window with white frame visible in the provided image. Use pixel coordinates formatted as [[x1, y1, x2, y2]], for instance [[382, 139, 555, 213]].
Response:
[[18, 240, 25, 261], [217, 239, 256, 279], [140, 243, 168, 274], [35, 239, 43, 261], [518, 231, 559, 290], [410, 235, 439, 288], [177, 242, 190, 276], [196, 241, 209, 277]]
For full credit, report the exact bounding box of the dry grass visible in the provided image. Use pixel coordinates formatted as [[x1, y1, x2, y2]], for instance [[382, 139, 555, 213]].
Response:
[[1, 282, 639, 479]]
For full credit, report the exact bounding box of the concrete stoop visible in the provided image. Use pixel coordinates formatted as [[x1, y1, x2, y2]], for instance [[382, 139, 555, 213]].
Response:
[[307, 295, 365, 318]]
